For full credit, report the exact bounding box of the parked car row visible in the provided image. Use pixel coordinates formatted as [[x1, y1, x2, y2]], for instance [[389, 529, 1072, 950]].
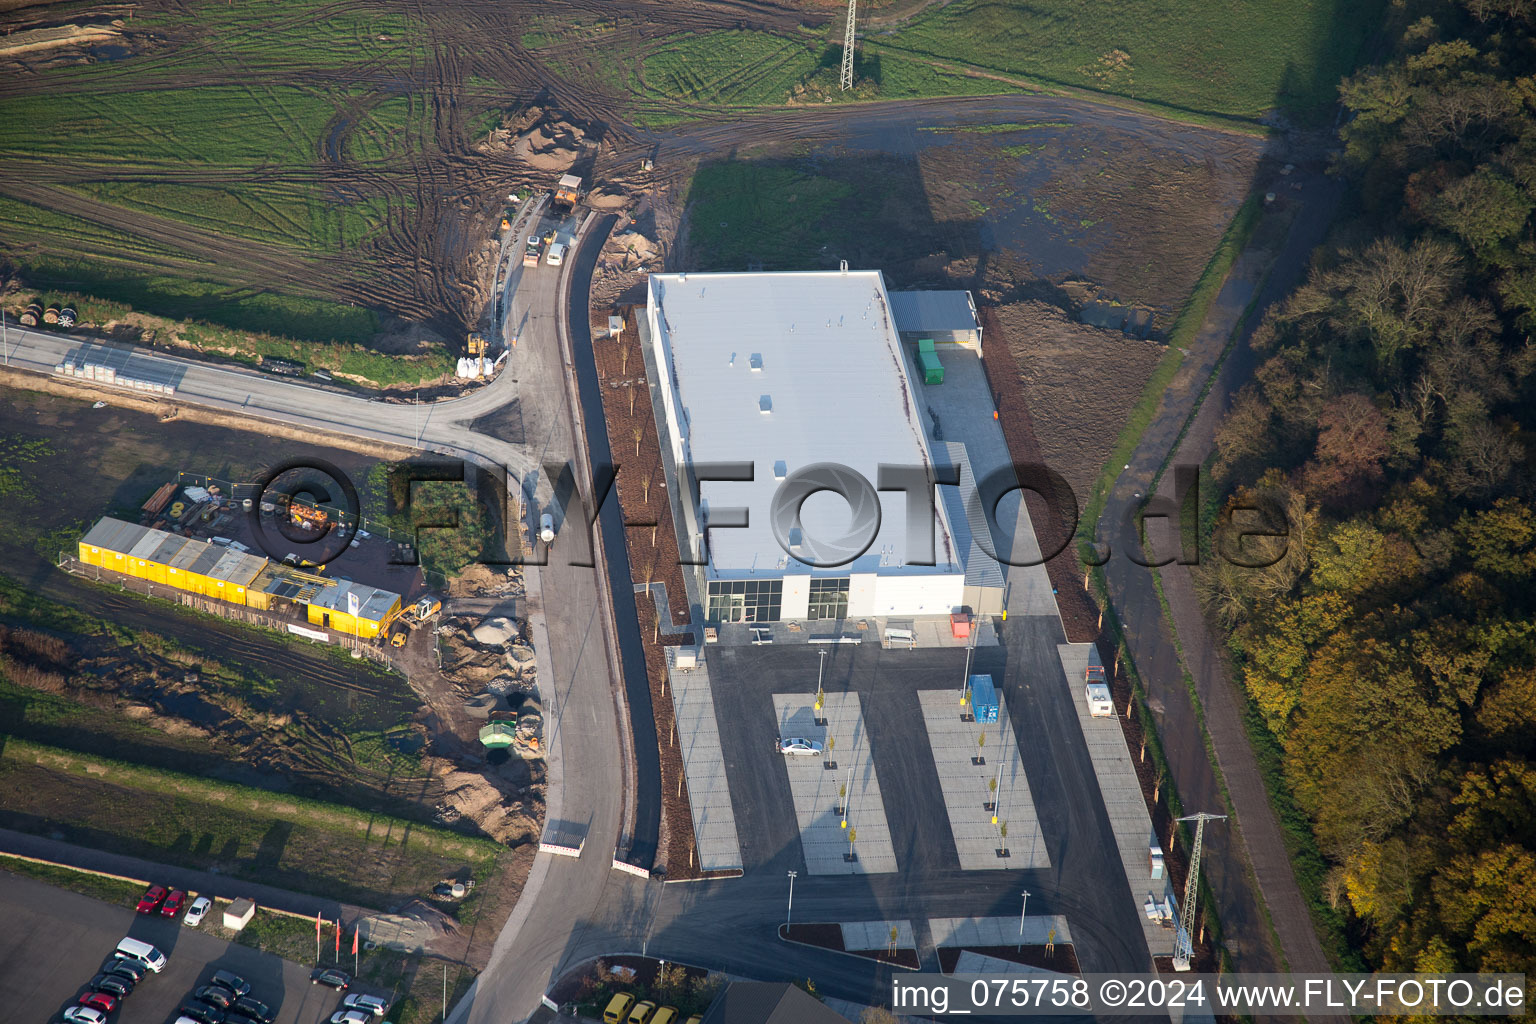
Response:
[[304, 968, 391, 1021], [172, 967, 279, 1024], [135, 882, 212, 926], [603, 993, 702, 1024], [54, 937, 166, 1024]]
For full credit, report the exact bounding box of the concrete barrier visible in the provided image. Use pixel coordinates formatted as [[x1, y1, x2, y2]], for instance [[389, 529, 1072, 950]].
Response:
[[611, 859, 650, 880]]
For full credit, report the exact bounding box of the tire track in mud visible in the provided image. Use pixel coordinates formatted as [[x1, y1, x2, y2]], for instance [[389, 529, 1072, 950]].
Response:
[[0, 0, 1264, 342]]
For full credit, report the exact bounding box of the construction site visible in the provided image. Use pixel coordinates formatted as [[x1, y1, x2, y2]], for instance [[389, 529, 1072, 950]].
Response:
[[0, 0, 1375, 1019]]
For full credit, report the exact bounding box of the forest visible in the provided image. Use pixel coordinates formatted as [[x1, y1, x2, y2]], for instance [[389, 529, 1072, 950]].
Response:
[[1199, 0, 1536, 976]]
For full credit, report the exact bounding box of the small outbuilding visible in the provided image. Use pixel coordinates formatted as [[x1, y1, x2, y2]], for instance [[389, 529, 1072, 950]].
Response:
[[223, 897, 256, 931]]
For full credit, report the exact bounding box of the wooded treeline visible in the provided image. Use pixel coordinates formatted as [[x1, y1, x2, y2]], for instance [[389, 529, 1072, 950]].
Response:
[[1200, 0, 1536, 976]]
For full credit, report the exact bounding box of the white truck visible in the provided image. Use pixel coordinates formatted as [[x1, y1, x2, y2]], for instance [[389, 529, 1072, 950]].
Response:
[[539, 513, 556, 544]]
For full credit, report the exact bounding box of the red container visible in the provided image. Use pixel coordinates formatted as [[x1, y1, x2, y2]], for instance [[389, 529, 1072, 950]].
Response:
[[950, 610, 971, 639]]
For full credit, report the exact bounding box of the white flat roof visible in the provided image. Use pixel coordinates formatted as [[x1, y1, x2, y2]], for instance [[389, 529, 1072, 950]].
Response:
[[648, 270, 959, 577]]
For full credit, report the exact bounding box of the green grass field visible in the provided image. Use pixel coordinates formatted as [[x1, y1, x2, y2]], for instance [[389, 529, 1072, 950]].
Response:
[[0, 737, 499, 909], [643, 31, 823, 106], [875, 0, 1380, 121], [0, 85, 340, 168], [0, 855, 146, 909]]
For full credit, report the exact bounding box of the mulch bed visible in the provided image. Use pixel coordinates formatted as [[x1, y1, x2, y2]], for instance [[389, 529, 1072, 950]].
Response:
[[592, 303, 714, 881], [937, 943, 1081, 973], [980, 304, 1219, 973], [780, 923, 920, 970]]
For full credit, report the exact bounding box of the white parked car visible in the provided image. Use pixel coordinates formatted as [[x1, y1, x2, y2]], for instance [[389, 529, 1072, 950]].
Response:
[[343, 993, 389, 1016], [778, 737, 823, 756], [183, 895, 212, 926], [331, 1011, 373, 1024], [62, 1009, 107, 1024]]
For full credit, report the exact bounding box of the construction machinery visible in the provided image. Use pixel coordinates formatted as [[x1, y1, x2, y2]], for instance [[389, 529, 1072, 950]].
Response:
[[523, 234, 542, 268], [409, 595, 441, 621], [467, 331, 487, 358], [289, 502, 329, 531], [553, 173, 583, 210]]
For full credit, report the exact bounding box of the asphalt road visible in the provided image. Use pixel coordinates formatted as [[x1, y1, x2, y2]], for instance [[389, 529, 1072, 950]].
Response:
[[0, 870, 359, 1024], [564, 211, 660, 869]]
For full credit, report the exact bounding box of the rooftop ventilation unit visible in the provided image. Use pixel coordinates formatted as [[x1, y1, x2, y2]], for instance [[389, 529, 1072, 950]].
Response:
[[749, 353, 763, 371], [773, 460, 787, 480], [759, 395, 772, 414]]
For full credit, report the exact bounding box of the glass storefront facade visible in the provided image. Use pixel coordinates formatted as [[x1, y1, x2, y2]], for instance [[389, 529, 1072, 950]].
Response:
[[807, 577, 850, 619], [706, 579, 783, 623]]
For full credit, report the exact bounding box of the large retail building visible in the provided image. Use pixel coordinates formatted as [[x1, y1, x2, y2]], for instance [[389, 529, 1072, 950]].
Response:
[[642, 269, 1001, 624]]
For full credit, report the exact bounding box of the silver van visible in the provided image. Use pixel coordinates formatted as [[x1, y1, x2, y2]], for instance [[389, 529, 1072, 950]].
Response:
[[115, 936, 167, 972]]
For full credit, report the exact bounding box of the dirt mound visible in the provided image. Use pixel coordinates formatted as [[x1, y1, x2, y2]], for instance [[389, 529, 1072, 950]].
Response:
[[447, 563, 523, 598], [511, 106, 588, 172], [462, 691, 505, 718], [585, 187, 628, 211], [471, 616, 518, 646], [432, 760, 543, 845]]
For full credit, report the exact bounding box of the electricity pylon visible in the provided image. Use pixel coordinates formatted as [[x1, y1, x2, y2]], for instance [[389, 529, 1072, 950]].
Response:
[[1173, 812, 1226, 970], [840, 0, 857, 91]]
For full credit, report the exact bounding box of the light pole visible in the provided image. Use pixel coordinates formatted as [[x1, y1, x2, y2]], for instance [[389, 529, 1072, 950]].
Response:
[[786, 870, 797, 932], [1019, 890, 1030, 951], [842, 763, 853, 828], [814, 649, 827, 713], [959, 624, 976, 706]]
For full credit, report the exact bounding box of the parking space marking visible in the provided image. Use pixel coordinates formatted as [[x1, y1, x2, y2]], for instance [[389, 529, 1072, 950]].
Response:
[[773, 692, 897, 874], [1058, 643, 1178, 956], [918, 690, 1048, 870], [668, 648, 743, 871]]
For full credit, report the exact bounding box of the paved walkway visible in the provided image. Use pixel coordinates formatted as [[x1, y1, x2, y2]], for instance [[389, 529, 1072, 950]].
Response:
[[918, 691, 1046, 870], [1057, 645, 1175, 959], [913, 346, 1058, 617], [773, 692, 896, 874], [1099, 163, 1345, 975], [930, 915, 1073, 947], [840, 920, 915, 951], [951, 952, 1073, 977], [666, 646, 742, 870]]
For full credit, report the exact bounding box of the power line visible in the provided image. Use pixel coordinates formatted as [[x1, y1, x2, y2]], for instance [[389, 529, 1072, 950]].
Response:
[[840, 0, 857, 91], [1173, 812, 1226, 970]]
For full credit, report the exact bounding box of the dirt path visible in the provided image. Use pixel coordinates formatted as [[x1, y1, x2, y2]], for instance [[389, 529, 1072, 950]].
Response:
[[1098, 162, 1343, 974]]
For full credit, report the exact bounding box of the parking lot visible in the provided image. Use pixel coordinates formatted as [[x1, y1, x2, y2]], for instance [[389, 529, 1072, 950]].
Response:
[[704, 621, 1078, 876], [0, 872, 374, 1024]]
